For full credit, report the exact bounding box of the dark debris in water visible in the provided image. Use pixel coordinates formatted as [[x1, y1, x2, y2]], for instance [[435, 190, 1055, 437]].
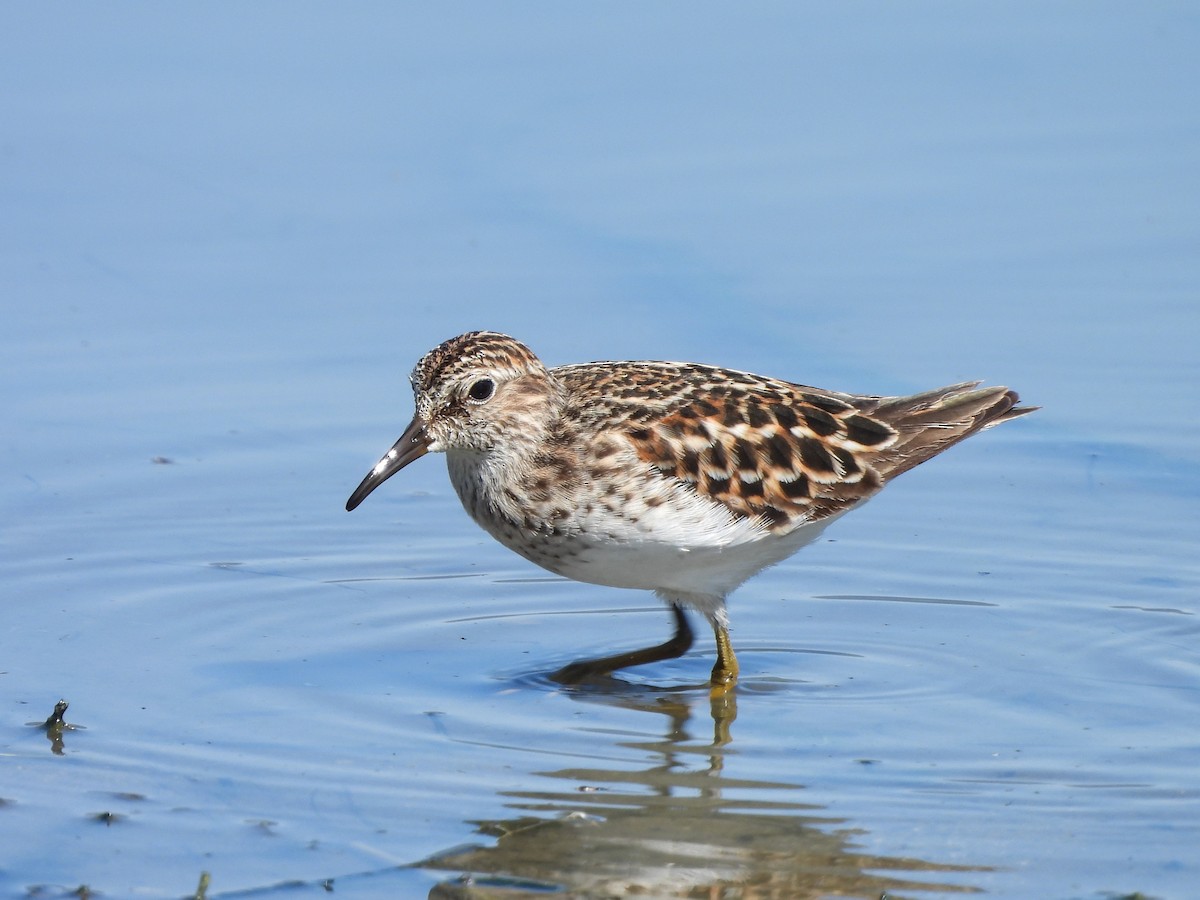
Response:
[[40, 699, 70, 729], [26, 699, 83, 755]]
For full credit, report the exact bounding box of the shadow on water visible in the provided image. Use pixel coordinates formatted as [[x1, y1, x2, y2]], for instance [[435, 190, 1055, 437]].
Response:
[[417, 683, 987, 899]]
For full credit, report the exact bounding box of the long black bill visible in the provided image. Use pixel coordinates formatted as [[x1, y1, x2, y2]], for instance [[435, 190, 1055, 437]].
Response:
[[345, 416, 431, 512]]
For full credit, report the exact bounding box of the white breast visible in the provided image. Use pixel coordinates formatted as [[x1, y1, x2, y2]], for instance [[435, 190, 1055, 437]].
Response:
[[446, 448, 846, 600]]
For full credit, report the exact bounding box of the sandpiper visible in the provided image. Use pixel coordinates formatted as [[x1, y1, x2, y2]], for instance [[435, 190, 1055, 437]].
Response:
[[347, 331, 1034, 690]]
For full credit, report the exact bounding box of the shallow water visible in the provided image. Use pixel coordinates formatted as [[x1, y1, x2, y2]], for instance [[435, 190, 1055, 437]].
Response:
[[3, 5, 1198, 899]]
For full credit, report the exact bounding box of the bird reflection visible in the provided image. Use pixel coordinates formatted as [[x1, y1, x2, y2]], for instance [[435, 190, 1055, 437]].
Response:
[[420, 686, 985, 898]]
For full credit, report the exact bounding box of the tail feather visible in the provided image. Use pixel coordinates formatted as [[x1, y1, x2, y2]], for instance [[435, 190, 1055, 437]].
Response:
[[863, 383, 1036, 480]]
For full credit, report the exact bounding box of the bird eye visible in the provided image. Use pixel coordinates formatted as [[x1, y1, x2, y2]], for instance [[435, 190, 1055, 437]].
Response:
[[467, 378, 496, 403]]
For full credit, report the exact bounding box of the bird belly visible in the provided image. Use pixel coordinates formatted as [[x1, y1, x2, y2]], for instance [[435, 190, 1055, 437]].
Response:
[[448, 451, 845, 596], [537, 516, 839, 597]]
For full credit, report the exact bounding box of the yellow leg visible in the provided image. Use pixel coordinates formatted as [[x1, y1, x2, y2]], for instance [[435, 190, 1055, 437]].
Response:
[[552, 604, 694, 684], [709, 624, 739, 693]]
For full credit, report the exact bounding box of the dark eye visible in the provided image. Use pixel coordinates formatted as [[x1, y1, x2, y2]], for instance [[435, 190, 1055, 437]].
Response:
[[467, 378, 496, 403]]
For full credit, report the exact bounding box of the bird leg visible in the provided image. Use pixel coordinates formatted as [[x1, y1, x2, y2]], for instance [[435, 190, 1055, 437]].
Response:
[[710, 624, 740, 691], [551, 603, 694, 684]]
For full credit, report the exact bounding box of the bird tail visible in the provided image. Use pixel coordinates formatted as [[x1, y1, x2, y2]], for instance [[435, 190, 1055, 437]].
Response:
[[865, 382, 1036, 479]]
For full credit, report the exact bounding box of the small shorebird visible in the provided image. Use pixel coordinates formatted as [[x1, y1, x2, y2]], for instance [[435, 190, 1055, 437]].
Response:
[[347, 331, 1034, 690]]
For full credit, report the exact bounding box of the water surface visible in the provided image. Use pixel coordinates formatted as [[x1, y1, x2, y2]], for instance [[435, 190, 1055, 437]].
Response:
[[2, 4, 1197, 898]]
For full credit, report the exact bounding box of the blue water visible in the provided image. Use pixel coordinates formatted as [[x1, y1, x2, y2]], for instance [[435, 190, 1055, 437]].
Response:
[[3, 5, 1198, 898]]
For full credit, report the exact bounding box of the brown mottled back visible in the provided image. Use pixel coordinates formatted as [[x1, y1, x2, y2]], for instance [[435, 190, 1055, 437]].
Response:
[[554, 361, 1032, 534]]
